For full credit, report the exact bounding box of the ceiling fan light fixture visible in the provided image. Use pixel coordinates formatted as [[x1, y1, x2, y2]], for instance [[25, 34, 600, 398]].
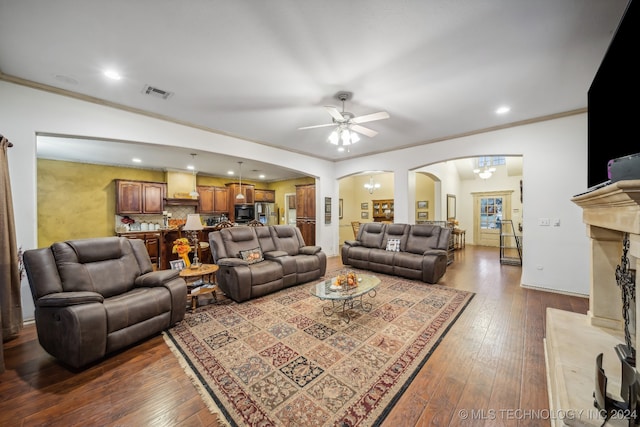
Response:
[[328, 130, 339, 145], [341, 130, 351, 145]]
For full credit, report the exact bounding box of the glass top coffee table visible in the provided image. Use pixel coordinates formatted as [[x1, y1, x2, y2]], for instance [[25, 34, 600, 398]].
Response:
[[310, 274, 381, 323]]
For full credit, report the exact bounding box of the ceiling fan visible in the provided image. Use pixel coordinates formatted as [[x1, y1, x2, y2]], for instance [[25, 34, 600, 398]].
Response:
[[298, 92, 390, 146]]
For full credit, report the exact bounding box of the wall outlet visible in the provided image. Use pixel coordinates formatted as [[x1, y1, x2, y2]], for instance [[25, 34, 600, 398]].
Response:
[[538, 218, 550, 226]]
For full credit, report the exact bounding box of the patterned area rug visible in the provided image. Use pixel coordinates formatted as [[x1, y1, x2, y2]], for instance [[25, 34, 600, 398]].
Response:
[[164, 269, 474, 426]]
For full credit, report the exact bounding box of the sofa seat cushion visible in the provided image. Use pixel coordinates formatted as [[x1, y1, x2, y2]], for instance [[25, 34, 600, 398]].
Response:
[[104, 287, 171, 334], [293, 254, 321, 273], [346, 246, 371, 262], [393, 252, 424, 271], [249, 260, 283, 284]]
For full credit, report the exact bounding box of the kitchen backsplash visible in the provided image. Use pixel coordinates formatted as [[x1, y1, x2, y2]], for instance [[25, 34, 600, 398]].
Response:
[[115, 205, 221, 232]]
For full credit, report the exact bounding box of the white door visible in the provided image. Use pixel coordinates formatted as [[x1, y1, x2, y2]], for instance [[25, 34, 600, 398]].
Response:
[[473, 191, 512, 247]]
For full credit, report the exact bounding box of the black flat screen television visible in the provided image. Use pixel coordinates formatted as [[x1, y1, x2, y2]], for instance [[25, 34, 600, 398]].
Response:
[[587, 0, 638, 189]]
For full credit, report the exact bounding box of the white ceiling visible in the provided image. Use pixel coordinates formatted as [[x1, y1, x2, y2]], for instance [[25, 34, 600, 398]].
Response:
[[0, 0, 629, 180]]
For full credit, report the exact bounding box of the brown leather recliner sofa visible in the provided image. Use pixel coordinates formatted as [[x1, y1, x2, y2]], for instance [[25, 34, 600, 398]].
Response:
[[23, 236, 187, 369], [209, 225, 327, 302], [341, 222, 451, 283]]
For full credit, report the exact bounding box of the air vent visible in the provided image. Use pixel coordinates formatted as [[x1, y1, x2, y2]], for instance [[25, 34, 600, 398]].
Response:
[[142, 84, 173, 100]]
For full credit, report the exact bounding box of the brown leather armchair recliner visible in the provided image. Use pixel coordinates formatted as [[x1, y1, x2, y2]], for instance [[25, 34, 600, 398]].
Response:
[[23, 236, 187, 369]]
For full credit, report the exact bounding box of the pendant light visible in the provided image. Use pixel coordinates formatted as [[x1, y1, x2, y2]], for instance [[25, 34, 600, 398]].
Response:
[[236, 161, 245, 201], [189, 153, 199, 198]]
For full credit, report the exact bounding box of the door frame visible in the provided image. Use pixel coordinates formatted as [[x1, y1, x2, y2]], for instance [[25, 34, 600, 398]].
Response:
[[472, 190, 513, 247]]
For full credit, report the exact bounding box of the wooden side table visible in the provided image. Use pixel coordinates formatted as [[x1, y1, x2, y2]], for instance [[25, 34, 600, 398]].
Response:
[[179, 263, 219, 311], [452, 228, 466, 250]]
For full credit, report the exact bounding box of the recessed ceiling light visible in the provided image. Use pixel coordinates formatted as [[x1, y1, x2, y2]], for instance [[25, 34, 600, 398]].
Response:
[[104, 70, 122, 80], [337, 147, 345, 152], [496, 106, 510, 115], [132, 158, 142, 163], [187, 165, 195, 170], [227, 170, 234, 175], [259, 174, 265, 179]]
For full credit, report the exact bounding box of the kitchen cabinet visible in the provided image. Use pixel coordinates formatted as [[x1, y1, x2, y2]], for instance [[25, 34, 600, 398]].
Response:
[[116, 180, 166, 215], [226, 183, 255, 205], [197, 186, 229, 214], [295, 184, 315, 245], [118, 232, 162, 270], [254, 189, 275, 203], [372, 199, 394, 222]]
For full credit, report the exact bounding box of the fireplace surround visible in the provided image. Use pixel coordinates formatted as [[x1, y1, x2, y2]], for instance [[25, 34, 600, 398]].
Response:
[[545, 180, 640, 426]]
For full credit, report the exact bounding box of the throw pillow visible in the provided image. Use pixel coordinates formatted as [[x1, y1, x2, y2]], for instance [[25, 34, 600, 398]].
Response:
[[386, 238, 401, 252], [240, 247, 264, 264]]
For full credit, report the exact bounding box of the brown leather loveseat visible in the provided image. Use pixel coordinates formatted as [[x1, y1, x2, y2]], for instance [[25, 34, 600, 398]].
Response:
[[209, 225, 326, 302], [23, 236, 187, 369], [341, 222, 451, 283]]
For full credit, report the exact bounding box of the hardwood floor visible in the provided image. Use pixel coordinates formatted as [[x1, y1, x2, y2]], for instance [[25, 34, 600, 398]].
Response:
[[0, 246, 588, 426]]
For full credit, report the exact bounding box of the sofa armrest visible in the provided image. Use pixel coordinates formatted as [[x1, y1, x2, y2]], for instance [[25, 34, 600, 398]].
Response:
[[343, 240, 361, 247], [299, 246, 321, 255], [135, 269, 180, 287], [264, 250, 289, 259], [217, 257, 249, 267], [423, 249, 447, 256], [37, 291, 104, 307]]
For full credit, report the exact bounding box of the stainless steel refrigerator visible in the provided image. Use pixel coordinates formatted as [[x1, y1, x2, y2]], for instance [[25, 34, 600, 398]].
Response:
[[255, 202, 277, 225]]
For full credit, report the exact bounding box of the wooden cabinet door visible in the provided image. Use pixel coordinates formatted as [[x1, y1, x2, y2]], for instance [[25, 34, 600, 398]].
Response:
[[142, 182, 165, 214], [227, 183, 254, 205], [296, 184, 315, 219], [296, 219, 316, 246], [116, 180, 142, 214], [197, 186, 215, 214], [255, 189, 275, 203], [214, 187, 228, 212], [145, 234, 161, 269]]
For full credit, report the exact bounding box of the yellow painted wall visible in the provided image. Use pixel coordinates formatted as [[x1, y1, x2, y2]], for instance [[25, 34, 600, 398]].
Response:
[[37, 159, 164, 248], [37, 159, 314, 247], [338, 173, 394, 245], [415, 173, 436, 221]]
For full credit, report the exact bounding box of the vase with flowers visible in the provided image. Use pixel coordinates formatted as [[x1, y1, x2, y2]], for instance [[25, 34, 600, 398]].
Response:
[[172, 238, 191, 268]]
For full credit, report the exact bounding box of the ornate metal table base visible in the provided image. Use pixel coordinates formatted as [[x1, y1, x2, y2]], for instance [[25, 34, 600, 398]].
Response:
[[311, 275, 381, 324], [321, 290, 377, 323]]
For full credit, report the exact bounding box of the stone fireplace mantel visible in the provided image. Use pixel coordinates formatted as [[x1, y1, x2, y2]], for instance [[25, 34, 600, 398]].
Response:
[[545, 180, 640, 427]]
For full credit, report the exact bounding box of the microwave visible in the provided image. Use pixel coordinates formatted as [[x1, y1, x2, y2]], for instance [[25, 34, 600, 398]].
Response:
[[234, 204, 255, 223]]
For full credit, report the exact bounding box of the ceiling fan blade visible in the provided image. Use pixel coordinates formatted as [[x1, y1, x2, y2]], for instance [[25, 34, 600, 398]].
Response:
[[351, 124, 378, 138], [325, 106, 346, 122], [298, 123, 336, 130], [351, 111, 390, 124]]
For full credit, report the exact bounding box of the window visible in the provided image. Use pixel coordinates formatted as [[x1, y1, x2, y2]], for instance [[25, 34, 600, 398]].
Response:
[[477, 156, 506, 168], [480, 197, 503, 229]]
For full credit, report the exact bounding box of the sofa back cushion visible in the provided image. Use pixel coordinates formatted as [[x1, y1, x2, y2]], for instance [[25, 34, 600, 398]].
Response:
[[254, 226, 277, 252], [52, 237, 141, 298], [405, 224, 441, 255], [357, 222, 387, 249], [271, 225, 304, 256], [383, 223, 410, 252], [218, 226, 260, 258]]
